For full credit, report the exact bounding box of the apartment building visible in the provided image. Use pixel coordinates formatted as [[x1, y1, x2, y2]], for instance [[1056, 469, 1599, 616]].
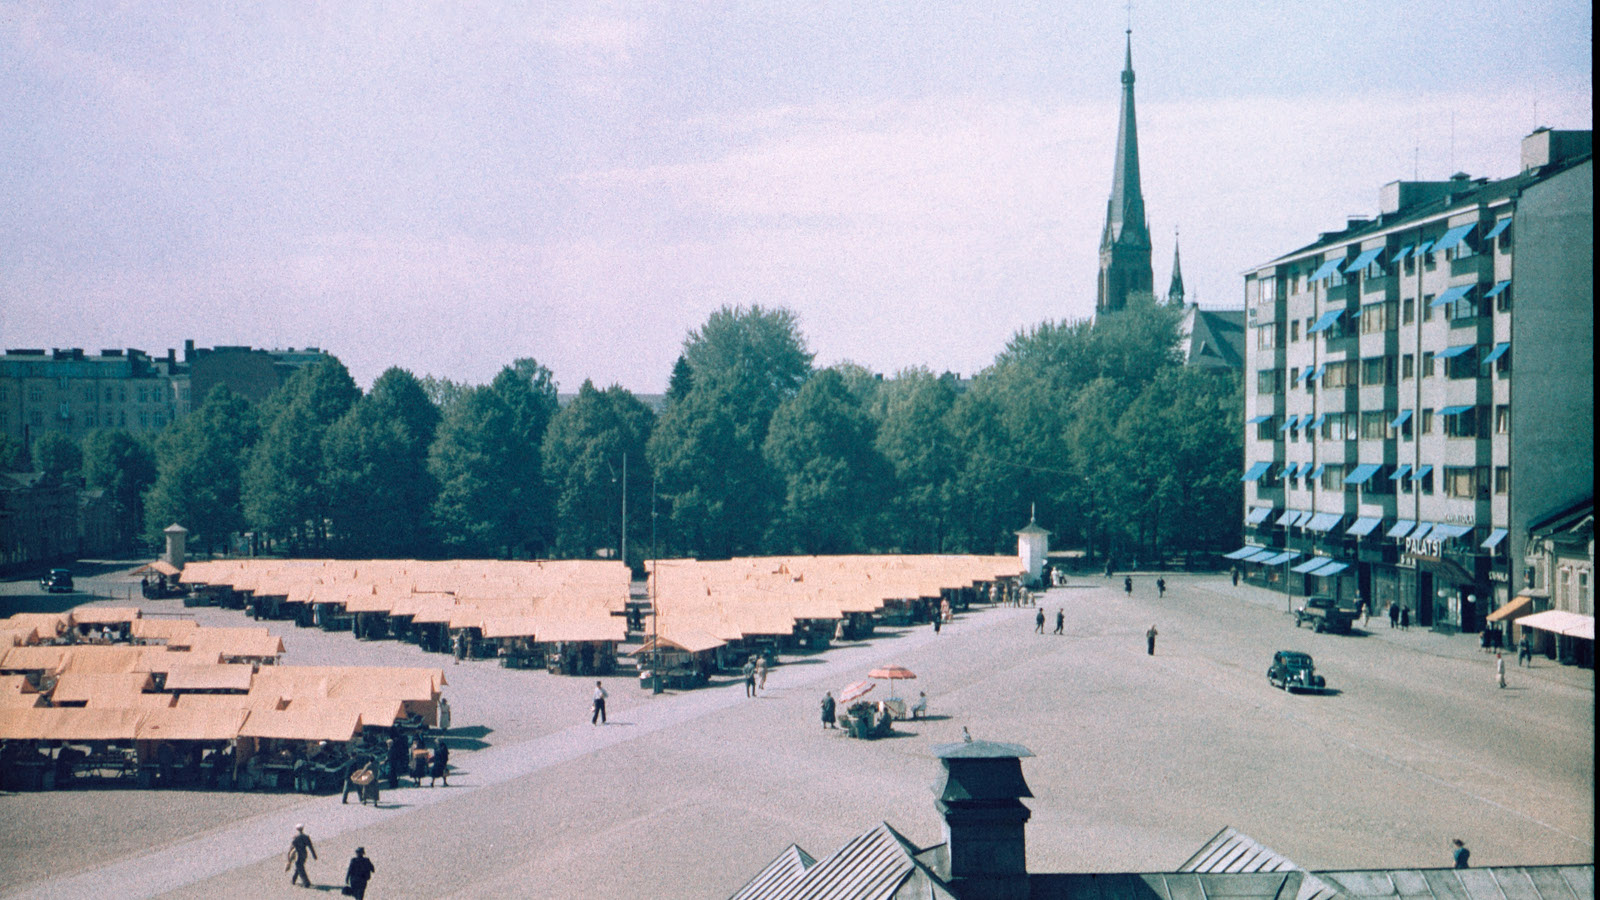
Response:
[[1233, 128, 1593, 634], [0, 348, 188, 448]]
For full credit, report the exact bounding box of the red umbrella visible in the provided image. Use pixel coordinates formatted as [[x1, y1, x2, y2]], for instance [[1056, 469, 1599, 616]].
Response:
[[867, 665, 916, 699], [838, 679, 875, 703]]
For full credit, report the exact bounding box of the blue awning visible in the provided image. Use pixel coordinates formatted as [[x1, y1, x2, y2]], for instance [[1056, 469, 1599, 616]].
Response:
[[1412, 240, 1434, 258], [1281, 415, 1297, 432], [1391, 409, 1413, 428], [1241, 548, 1280, 563], [1296, 366, 1314, 383], [1310, 257, 1345, 281], [1393, 244, 1414, 260], [1308, 413, 1327, 430], [1484, 218, 1511, 240], [1410, 464, 1433, 481], [1482, 342, 1510, 363], [1343, 463, 1383, 485], [1481, 528, 1508, 549], [1387, 519, 1416, 538], [1242, 461, 1273, 482], [1259, 551, 1301, 566], [1347, 516, 1383, 537], [1294, 511, 1316, 526], [1246, 506, 1275, 524], [1304, 513, 1343, 532], [1247, 414, 1273, 424], [1410, 523, 1436, 541], [1292, 557, 1332, 573], [1309, 560, 1350, 577], [1392, 464, 1413, 481], [1309, 363, 1327, 382], [1344, 247, 1384, 273], [1297, 462, 1316, 478], [1484, 280, 1511, 298], [1432, 523, 1474, 539], [1224, 545, 1265, 560], [1275, 509, 1300, 526], [1309, 464, 1325, 479], [1307, 309, 1344, 334], [1430, 284, 1474, 307], [1439, 405, 1474, 416], [1432, 223, 1477, 253], [1436, 344, 1475, 359]]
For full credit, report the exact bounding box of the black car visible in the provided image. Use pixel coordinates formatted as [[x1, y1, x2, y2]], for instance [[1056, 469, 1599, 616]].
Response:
[[40, 568, 75, 593], [1267, 650, 1326, 692]]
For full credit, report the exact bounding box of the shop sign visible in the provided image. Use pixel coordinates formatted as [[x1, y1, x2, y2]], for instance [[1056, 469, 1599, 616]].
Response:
[[1488, 570, 1508, 583], [1404, 536, 1442, 558]]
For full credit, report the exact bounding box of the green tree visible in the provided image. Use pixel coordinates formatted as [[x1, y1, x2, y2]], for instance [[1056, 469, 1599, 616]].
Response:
[[144, 385, 259, 554], [324, 367, 442, 557], [31, 431, 81, 484], [82, 430, 157, 548], [427, 385, 521, 557], [0, 434, 29, 472], [764, 368, 890, 554], [541, 380, 655, 562], [874, 369, 959, 552], [488, 358, 561, 557], [243, 356, 360, 551], [419, 374, 470, 415]]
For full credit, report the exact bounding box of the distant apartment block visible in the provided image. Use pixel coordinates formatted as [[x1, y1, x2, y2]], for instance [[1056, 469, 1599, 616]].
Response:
[[1233, 128, 1593, 638]]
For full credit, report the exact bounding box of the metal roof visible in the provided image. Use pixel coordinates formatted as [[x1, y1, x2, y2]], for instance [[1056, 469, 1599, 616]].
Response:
[[729, 822, 956, 900]]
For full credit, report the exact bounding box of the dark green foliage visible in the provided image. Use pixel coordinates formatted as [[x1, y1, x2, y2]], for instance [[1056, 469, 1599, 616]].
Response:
[[427, 385, 522, 557], [324, 367, 442, 557], [0, 434, 29, 472], [419, 374, 469, 415], [541, 380, 655, 562], [82, 430, 158, 547], [873, 368, 958, 553], [488, 359, 561, 557], [144, 385, 259, 554], [31, 432, 81, 483], [764, 368, 890, 554], [243, 356, 360, 551]]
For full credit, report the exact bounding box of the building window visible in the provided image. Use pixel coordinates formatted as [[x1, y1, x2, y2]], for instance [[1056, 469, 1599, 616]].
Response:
[[1402, 354, 1414, 380], [1495, 466, 1510, 494], [104, 386, 113, 402], [1420, 468, 1434, 494], [1422, 295, 1435, 321], [1444, 408, 1480, 438], [82, 385, 93, 401], [1360, 411, 1390, 440], [1580, 571, 1591, 615], [1446, 293, 1480, 323], [1256, 325, 1276, 350], [1422, 351, 1435, 377], [1444, 466, 1478, 498], [1323, 360, 1350, 389], [1402, 297, 1416, 324], [1290, 320, 1300, 342], [1361, 356, 1394, 386], [1495, 284, 1513, 312], [1445, 351, 1479, 380], [1256, 369, 1281, 394], [1259, 277, 1276, 305], [1494, 405, 1509, 434], [1496, 348, 1512, 377], [1421, 409, 1434, 435], [1361, 302, 1395, 333], [1321, 464, 1345, 491], [154, 411, 166, 427], [29, 385, 44, 402]]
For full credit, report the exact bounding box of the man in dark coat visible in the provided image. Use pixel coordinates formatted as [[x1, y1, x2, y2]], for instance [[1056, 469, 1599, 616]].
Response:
[[386, 735, 407, 789], [429, 739, 450, 787], [1124, 576, 1133, 596], [1146, 625, 1158, 656], [1034, 609, 1045, 633], [345, 847, 376, 898], [820, 692, 837, 729]]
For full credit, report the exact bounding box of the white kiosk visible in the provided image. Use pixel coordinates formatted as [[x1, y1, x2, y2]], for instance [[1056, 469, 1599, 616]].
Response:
[[1015, 509, 1050, 589]]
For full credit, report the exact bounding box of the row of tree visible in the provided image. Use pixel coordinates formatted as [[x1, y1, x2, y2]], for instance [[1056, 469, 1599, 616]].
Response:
[[13, 297, 1241, 566]]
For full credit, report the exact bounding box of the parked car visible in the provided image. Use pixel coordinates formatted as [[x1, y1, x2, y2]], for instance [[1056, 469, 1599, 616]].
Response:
[[1267, 650, 1326, 692], [40, 568, 75, 593], [1294, 596, 1359, 633]]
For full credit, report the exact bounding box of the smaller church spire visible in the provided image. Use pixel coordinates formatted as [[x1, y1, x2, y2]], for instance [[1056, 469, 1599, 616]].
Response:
[[1168, 229, 1185, 305]]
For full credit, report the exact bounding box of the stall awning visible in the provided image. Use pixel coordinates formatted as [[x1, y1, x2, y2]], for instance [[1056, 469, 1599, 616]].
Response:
[[1432, 223, 1477, 254], [1347, 517, 1383, 537], [1387, 520, 1417, 538], [1343, 464, 1383, 485], [1430, 284, 1474, 308], [1245, 506, 1275, 524], [1291, 557, 1332, 574], [1307, 309, 1344, 334], [1482, 342, 1510, 363], [1391, 464, 1413, 482], [1344, 247, 1384, 272], [1258, 551, 1301, 566], [1436, 345, 1475, 359], [1515, 610, 1594, 641], [1485, 595, 1532, 623], [1390, 410, 1413, 428], [1431, 523, 1474, 540], [1310, 257, 1345, 281], [1410, 464, 1434, 482], [1481, 528, 1508, 550], [1242, 462, 1273, 482], [1224, 546, 1266, 560], [1309, 560, 1350, 577], [1304, 513, 1343, 532]]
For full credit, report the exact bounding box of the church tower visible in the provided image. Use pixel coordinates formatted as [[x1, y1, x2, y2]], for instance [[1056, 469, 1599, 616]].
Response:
[[1167, 231, 1185, 305], [1096, 30, 1154, 315]]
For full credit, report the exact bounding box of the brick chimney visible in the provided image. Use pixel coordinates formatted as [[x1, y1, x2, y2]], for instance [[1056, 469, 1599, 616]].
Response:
[[931, 739, 1035, 900]]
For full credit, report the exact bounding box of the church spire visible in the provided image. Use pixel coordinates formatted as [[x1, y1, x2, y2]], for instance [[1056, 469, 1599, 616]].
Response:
[[1097, 29, 1154, 315], [1167, 229, 1185, 305]]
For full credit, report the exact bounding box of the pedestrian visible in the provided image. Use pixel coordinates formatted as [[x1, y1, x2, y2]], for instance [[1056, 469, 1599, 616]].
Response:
[[1452, 838, 1470, 868], [821, 691, 837, 730], [438, 695, 452, 732], [1157, 578, 1166, 598], [1495, 652, 1506, 689], [1146, 625, 1158, 656], [933, 616, 942, 634], [1401, 606, 1410, 630], [1358, 601, 1369, 627], [1389, 602, 1399, 628], [742, 658, 757, 697], [756, 656, 769, 691], [1034, 609, 1045, 633], [453, 630, 467, 663], [386, 734, 407, 789], [345, 847, 376, 899], [1231, 567, 1240, 587], [1053, 609, 1064, 635], [591, 680, 607, 724], [1480, 628, 1493, 652], [428, 739, 449, 787], [285, 824, 316, 888], [1124, 576, 1133, 596], [342, 760, 374, 805], [1518, 633, 1533, 667]]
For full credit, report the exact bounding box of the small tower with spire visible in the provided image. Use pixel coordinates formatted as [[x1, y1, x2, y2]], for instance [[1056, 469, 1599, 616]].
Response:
[[1167, 228, 1186, 306], [1096, 28, 1154, 315]]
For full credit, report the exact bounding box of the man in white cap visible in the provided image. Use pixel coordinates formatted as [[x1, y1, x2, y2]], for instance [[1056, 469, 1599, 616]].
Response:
[[286, 823, 316, 887]]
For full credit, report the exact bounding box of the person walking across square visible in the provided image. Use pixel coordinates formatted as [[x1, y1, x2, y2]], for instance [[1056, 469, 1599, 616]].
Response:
[[1495, 652, 1506, 689], [285, 824, 316, 887], [821, 692, 837, 729], [1146, 625, 1158, 656], [345, 848, 376, 899], [1518, 633, 1533, 667], [591, 681, 607, 725], [1124, 576, 1133, 596], [1035, 609, 1045, 633], [1389, 602, 1399, 628], [1157, 578, 1166, 598], [742, 658, 757, 697], [1053, 609, 1064, 635]]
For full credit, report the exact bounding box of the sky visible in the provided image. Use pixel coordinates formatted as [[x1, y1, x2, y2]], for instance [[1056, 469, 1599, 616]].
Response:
[[1, 2, 1592, 394]]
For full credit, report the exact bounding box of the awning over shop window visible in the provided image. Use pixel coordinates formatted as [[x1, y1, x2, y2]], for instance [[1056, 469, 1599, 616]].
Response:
[[1310, 257, 1345, 281], [1242, 462, 1273, 482], [1432, 223, 1477, 253], [1430, 523, 1474, 540], [1485, 595, 1532, 623], [1344, 247, 1384, 272], [1483, 218, 1511, 240], [1240, 548, 1280, 563], [1223, 546, 1265, 560], [1387, 520, 1417, 538], [1346, 517, 1383, 537], [1307, 309, 1344, 334], [1246, 506, 1275, 524], [1258, 551, 1301, 566], [1515, 610, 1594, 641], [1481, 528, 1508, 550], [1309, 560, 1349, 576], [1482, 342, 1510, 363], [1275, 509, 1301, 526], [1304, 513, 1343, 532], [1343, 464, 1383, 485], [1409, 523, 1436, 541], [1291, 557, 1331, 574], [1430, 285, 1474, 308]]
